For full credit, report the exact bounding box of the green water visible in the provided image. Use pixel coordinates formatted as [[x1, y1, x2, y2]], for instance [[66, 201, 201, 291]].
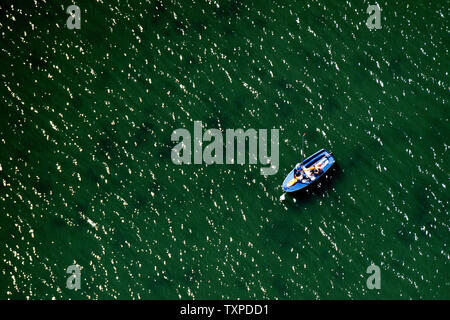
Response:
[[0, 0, 448, 299]]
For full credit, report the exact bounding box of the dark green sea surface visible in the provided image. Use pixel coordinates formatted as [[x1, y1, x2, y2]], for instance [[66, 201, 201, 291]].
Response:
[[0, 0, 449, 299]]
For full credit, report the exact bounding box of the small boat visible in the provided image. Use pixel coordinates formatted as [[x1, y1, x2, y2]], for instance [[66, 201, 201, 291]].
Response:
[[282, 148, 336, 193]]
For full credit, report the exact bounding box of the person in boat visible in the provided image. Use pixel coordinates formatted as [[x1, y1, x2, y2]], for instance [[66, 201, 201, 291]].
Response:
[[293, 163, 304, 180], [313, 165, 323, 175], [301, 163, 316, 179]]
